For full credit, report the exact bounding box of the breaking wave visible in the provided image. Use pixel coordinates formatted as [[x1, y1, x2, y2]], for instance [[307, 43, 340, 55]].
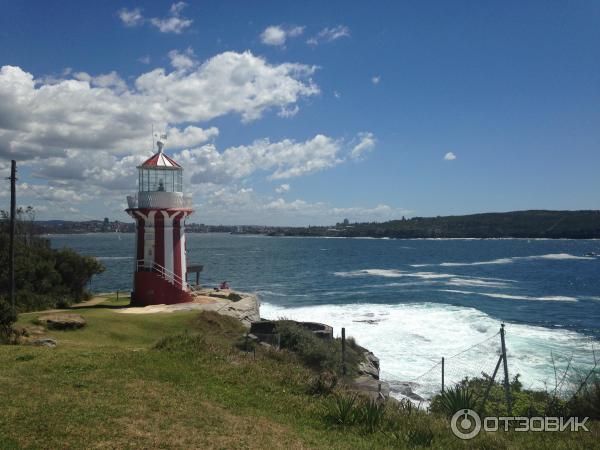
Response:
[[412, 253, 594, 267], [440, 289, 579, 302], [261, 301, 597, 401]]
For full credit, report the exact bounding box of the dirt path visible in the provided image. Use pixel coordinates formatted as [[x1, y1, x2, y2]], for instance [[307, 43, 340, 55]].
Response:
[[71, 295, 111, 308]]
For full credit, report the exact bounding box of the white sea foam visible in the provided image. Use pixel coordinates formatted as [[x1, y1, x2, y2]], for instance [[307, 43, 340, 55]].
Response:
[[334, 269, 514, 289], [412, 253, 594, 267], [440, 289, 578, 302], [260, 301, 597, 401]]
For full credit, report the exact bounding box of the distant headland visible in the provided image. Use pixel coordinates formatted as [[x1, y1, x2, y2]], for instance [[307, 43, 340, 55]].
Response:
[[33, 210, 600, 239]]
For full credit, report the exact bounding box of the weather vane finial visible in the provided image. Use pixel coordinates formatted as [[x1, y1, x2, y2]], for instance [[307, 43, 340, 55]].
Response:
[[154, 132, 168, 154]]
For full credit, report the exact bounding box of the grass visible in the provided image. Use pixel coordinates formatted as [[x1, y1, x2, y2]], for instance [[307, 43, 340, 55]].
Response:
[[0, 295, 598, 449]]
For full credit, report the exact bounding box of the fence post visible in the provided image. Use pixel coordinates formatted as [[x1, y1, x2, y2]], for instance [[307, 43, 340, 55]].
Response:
[[480, 354, 503, 413], [441, 357, 445, 393], [8, 160, 16, 313], [341, 327, 347, 376], [116, 291, 119, 302], [500, 324, 512, 414]]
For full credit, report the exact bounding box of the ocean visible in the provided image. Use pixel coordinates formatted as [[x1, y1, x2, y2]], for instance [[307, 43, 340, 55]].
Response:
[[49, 232, 600, 400]]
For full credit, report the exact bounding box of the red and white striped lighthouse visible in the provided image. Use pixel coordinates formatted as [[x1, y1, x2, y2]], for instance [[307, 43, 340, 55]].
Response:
[[126, 135, 194, 306]]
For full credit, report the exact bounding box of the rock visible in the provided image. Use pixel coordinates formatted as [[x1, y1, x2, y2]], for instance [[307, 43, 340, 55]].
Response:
[[31, 338, 57, 347], [389, 381, 425, 402], [358, 351, 380, 379], [36, 313, 87, 330], [353, 375, 391, 400]]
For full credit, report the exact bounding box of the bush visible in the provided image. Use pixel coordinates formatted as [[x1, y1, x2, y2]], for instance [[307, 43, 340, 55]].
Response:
[[306, 372, 338, 396], [358, 398, 386, 433], [429, 385, 476, 417], [275, 320, 362, 376], [568, 377, 600, 419], [324, 393, 359, 426], [0, 297, 16, 343]]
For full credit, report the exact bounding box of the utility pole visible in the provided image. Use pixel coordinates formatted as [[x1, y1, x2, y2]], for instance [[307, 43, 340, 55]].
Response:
[[500, 323, 512, 414], [8, 160, 17, 313]]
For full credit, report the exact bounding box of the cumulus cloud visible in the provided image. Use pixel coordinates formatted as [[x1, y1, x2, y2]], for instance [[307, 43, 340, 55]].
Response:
[[371, 75, 380, 85], [444, 152, 457, 161], [0, 51, 317, 161], [118, 7, 143, 27], [167, 47, 197, 70], [260, 25, 305, 47], [175, 134, 344, 185], [118, 2, 193, 34], [275, 184, 290, 193], [307, 25, 350, 46], [350, 132, 376, 159], [197, 188, 407, 226]]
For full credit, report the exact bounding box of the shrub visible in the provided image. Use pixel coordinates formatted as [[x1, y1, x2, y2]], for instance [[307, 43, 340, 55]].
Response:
[[568, 377, 600, 419], [358, 398, 386, 433], [306, 372, 338, 396], [325, 393, 359, 426], [275, 320, 362, 376], [0, 296, 16, 343], [429, 385, 476, 417]]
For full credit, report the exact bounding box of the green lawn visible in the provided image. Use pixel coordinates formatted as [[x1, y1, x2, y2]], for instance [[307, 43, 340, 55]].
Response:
[[0, 296, 598, 449]]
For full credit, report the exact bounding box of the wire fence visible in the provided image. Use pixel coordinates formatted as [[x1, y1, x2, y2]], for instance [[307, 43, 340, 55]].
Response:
[[406, 329, 503, 401]]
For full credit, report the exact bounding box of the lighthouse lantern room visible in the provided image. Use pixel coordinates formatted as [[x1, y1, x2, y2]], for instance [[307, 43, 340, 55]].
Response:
[[126, 135, 194, 306]]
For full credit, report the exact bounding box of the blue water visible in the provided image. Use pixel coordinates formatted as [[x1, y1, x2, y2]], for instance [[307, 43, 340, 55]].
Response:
[[49, 233, 600, 398]]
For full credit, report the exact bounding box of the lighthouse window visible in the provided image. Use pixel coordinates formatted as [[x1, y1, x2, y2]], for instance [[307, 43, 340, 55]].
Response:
[[138, 168, 183, 192]]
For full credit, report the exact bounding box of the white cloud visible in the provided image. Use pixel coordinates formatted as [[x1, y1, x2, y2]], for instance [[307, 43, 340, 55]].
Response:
[[191, 184, 407, 226], [260, 25, 305, 47], [0, 52, 317, 162], [168, 48, 197, 70], [307, 25, 350, 46], [138, 55, 151, 65], [371, 75, 380, 85], [118, 2, 193, 34], [175, 134, 344, 185], [444, 152, 457, 161], [275, 184, 290, 193], [118, 7, 143, 27], [350, 132, 376, 159]]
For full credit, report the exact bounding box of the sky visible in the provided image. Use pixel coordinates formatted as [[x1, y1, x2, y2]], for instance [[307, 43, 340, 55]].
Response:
[[0, 0, 599, 226]]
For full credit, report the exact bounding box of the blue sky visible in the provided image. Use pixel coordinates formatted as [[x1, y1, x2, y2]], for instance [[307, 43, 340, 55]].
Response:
[[0, 0, 599, 225]]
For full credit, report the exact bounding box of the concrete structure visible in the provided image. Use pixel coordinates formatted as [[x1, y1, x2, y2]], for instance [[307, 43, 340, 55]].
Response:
[[126, 136, 194, 306]]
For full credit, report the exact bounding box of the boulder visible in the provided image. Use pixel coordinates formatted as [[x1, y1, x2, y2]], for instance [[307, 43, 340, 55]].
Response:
[[31, 338, 57, 347], [36, 313, 87, 330], [358, 351, 380, 379]]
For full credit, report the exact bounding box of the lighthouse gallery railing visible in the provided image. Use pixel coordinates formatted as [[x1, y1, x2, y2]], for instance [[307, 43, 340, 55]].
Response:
[[127, 192, 193, 209]]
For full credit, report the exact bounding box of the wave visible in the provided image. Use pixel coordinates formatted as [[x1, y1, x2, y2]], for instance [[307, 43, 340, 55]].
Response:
[[334, 269, 514, 288], [440, 289, 578, 302], [260, 301, 597, 401], [412, 253, 594, 267]]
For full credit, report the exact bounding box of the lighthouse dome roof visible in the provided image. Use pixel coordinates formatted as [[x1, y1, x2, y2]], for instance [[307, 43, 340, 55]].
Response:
[[139, 151, 181, 169]]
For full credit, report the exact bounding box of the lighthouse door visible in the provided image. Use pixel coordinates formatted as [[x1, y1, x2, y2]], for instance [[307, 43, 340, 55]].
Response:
[[144, 236, 155, 268]]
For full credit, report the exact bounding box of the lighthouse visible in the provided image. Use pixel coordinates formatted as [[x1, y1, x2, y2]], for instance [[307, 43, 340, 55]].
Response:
[[126, 135, 195, 306]]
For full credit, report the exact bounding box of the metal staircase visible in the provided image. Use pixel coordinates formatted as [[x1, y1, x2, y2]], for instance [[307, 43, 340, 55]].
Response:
[[136, 259, 202, 292]]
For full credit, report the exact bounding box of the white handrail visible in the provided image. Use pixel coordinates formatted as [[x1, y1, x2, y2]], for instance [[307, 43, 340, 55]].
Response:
[[136, 259, 198, 292]]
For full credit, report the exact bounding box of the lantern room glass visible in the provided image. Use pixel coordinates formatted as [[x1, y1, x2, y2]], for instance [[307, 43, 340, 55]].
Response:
[[138, 168, 183, 193]]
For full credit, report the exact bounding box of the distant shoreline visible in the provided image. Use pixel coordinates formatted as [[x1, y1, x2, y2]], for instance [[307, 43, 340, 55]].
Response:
[[36, 209, 600, 239]]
